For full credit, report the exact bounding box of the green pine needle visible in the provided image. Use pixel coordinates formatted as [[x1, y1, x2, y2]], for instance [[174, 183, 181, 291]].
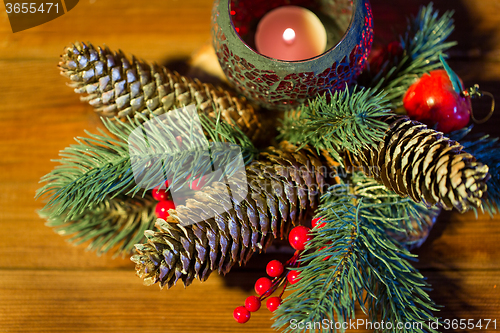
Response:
[[36, 107, 258, 254], [459, 134, 500, 215], [272, 174, 440, 332], [279, 86, 391, 163], [40, 194, 157, 256]]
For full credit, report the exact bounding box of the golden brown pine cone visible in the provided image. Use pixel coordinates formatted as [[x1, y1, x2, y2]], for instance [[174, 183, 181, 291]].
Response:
[[59, 42, 262, 142], [349, 116, 490, 213], [131, 142, 335, 289]]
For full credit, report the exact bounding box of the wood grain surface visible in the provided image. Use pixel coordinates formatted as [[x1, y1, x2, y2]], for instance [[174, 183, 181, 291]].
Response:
[[1, 0, 499, 332]]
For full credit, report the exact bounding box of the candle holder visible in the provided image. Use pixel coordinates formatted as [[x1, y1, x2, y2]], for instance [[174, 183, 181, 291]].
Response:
[[211, 0, 373, 110]]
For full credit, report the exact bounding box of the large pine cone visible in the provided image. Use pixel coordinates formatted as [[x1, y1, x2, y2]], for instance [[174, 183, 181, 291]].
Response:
[[349, 116, 490, 212], [131, 143, 333, 289], [59, 42, 262, 142]]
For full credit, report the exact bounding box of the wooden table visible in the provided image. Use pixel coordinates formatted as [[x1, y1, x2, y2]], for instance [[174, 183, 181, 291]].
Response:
[[0, 0, 499, 332]]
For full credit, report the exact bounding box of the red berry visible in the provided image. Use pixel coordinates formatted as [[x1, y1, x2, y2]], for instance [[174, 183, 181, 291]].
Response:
[[155, 200, 176, 219], [152, 187, 168, 201], [266, 260, 284, 278], [254, 277, 272, 296], [266, 297, 281, 312], [244, 296, 261, 312], [403, 69, 471, 133], [311, 217, 326, 229], [289, 226, 312, 251], [233, 306, 251, 323], [188, 174, 207, 190], [287, 270, 301, 285]]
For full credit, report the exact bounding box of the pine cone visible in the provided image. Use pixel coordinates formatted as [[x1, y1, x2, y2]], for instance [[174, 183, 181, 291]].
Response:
[[131, 142, 333, 288], [59, 42, 262, 142], [349, 116, 490, 213]]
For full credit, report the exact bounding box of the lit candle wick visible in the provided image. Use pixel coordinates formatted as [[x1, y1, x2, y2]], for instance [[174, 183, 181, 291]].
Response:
[[282, 28, 295, 45]]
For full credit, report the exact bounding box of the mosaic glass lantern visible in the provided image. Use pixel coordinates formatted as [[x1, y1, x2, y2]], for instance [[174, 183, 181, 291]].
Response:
[[211, 0, 373, 110]]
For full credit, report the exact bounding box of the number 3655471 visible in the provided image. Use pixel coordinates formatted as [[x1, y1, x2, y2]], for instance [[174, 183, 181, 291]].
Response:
[[5, 3, 59, 14]]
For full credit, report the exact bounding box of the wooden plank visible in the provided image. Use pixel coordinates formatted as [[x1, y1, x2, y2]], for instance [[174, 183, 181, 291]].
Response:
[[0, 0, 213, 61], [1, 0, 500, 332], [0, 270, 498, 332]]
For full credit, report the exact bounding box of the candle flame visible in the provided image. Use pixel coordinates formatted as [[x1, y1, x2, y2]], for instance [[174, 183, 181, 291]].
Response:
[[283, 28, 295, 45]]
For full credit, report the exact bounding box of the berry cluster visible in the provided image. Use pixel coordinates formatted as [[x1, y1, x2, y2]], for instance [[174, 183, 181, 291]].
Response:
[[152, 187, 176, 219], [152, 174, 208, 219], [233, 224, 314, 324]]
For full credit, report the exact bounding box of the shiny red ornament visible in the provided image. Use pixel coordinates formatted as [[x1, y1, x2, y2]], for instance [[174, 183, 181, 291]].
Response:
[[233, 306, 251, 323], [311, 217, 326, 229], [266, 297, 282, 312], [254, 277, 272, 296], [152, 187, 168, 201], [154, 200, 176, 219], [287, 270, 301, 285], [288, 226, 312, 251], [244, 296, 261, 312], [403, 69, 471, 133], [266, 260, 284, 278]]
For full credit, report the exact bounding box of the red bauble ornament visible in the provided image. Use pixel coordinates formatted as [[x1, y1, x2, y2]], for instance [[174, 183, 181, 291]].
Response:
[[233, 306, 251, 323], [254, 277, 272, 296], [289, 226, 312, 251], [403, 69, 471, 133], [155, 200, 176, 219], [152, 187, 168, 201], [266, 260, 284, 278], [311, 217, 326, 229], [266, 297, 282, 312], [244, 296, 261, 312], [287, 270, 301, 285]]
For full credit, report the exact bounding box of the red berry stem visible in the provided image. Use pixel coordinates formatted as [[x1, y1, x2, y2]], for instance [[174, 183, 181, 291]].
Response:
[[258, 250, 302, 300], [233, 227, 313, 323], [278, 279, 288, 299]]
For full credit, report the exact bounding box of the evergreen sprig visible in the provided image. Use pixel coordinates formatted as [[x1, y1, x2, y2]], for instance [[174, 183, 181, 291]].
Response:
[[361, 3, 456, 109], [273, 173, 439, 332], [459, 134, 500, 215], [40, 194, 156, 256], [36, 108, 258, 254], [279, 87, 391, 163]]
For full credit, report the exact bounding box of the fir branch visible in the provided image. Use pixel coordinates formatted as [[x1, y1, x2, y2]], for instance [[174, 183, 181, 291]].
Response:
[[37, 110, 258, 222], [346, 172, 440, 247], [278, 87, 391, 163], [40, 194, 156, 256], [273, 175, 440, 332], [361, 3, 456, 109], [272, 195, 369, 332], [459, 134, 500, 215]]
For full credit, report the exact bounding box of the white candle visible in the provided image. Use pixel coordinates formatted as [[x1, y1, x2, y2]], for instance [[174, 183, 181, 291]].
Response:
[[254, 6, 328, 61]]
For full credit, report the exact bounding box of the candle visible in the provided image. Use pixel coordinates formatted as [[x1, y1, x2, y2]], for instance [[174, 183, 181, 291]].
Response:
[[254, 6, 328, 61], [212, 0, 373, 109]]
